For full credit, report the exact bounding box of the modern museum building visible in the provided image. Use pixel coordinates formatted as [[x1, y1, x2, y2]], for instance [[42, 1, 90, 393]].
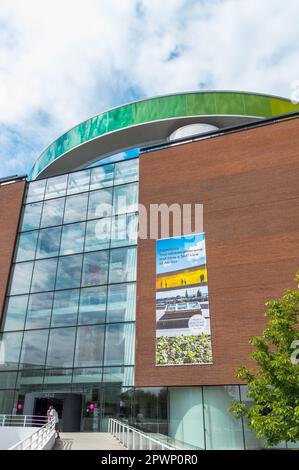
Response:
[[0, 91, 298, 449]]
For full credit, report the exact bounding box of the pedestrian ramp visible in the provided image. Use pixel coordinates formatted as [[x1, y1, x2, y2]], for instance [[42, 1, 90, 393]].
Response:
[[52, 432, 124, 450]]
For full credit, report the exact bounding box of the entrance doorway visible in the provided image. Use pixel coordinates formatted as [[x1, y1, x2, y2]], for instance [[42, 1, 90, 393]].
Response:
[[34, 397, 63, 419], [33, 394, 82, 432]]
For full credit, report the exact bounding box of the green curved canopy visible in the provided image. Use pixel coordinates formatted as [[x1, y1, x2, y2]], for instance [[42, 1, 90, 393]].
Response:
[[29, 91, 299, 180]]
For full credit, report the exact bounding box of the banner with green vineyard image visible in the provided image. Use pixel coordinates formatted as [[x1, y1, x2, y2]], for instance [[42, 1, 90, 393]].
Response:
[[156, 233, 213, 366]]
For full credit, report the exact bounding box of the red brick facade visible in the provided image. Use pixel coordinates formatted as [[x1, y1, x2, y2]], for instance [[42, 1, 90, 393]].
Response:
[[0, 181, 26, 324], [135, 119, 299, 387]]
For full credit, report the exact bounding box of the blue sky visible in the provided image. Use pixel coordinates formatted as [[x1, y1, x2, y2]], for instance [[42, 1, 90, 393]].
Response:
[[0, 0, 299, 178], [157, 233, 206, 274]]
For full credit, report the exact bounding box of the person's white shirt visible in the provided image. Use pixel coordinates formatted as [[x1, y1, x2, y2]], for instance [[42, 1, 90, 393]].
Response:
[[50, 409, 59, 424]]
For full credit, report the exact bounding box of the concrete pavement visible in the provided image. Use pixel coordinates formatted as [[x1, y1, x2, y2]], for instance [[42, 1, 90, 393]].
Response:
[[52, 432, 125, 450]]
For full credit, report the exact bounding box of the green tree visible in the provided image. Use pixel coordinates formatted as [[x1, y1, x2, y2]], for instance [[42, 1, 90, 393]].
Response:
[[229, 273, 299, 448]]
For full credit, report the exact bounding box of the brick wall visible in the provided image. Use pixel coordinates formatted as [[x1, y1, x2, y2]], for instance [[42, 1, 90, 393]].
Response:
[[0, 181, 26, 325], [135, 119, 299, 387]]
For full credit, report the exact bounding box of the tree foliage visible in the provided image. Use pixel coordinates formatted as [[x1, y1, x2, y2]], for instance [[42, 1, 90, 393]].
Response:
[[229, 274, 299, 447]]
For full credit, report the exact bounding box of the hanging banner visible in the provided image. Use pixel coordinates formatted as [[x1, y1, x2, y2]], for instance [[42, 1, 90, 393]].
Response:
[[156, 233, 213, 366]]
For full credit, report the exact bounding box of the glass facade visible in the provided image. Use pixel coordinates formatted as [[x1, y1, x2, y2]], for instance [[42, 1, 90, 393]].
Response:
[[0, 158, 138, 432]]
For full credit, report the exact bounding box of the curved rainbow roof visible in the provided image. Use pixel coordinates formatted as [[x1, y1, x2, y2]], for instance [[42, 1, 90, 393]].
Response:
[[29, 91, 299, 180]]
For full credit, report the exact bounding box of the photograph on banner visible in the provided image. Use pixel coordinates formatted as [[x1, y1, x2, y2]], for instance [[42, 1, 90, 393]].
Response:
[[156, 233, 213, 366]]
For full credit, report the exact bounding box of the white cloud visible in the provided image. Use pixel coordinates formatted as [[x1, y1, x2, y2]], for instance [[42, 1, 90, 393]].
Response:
[[0, 0, 298, 177]]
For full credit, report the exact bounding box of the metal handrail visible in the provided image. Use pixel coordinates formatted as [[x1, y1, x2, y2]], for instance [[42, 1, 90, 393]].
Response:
[[0, 415, 56, 450], [1, 415, 49, 426], [108, 418, 180, 450]]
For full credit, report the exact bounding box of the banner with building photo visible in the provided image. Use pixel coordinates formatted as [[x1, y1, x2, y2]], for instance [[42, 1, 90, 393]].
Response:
[[156, 233, 213, 366]]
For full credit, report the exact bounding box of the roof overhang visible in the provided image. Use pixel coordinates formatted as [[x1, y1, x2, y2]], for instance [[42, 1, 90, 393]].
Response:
[[29, 91, 299, 180]]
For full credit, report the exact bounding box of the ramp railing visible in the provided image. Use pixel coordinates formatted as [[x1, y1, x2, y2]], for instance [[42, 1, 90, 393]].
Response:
[[0, 415, 56, 450], [109, 418, 181, 450]]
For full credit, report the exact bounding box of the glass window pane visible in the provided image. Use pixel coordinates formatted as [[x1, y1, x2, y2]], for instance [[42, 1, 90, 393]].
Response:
[[133, 388, 167, 434], [56, 254, 82, 290], [0, 332, 23, 370], [36, 226, 62, 259], [0, 390, 14, 414], [20, 202, 42, 232], [67, 169, 90, 195], [82, 251, 109, 287], [16, 369, 45, 390], [19, 330, 49, 369], [109, 247, 137, 284], [46, 327, 76, 368], [0, 371, 18, 389], [31, 258, 58, 292], [114, 159, 139, 185], [85, 219, 111, 252], [51, 289, 79, 327], [2, 295, 28, 331], [40, 198, 65, 228], [203, 386, 244, 450], [72, 367, 102, 384], [26, 180, 46, 203], [102, 367, 134, 387], [25, 292, 54, 330], [88, 189, 113, 220], [90, 164, 114, 190], [9, 262, 33, 295], [60, 222, 85, 255], [169, 387, 205, 450], [44, 369, 73, 386], [113, 183, 138, 215], [78, 286, 107, 325], [102, 386, 133, 431], [15, 232, 38, 262], [286, 441, 299, 449], [106, 283, 136, 323], [104, 323, 135, 366], [64, 193, 88, 224], [111, 214, 137, 248], [44, 174, 68, 199], [74, 325, 105, 367]]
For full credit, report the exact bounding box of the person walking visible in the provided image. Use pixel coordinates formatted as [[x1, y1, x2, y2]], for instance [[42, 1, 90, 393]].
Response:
[[48, 405, 60, 439]]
